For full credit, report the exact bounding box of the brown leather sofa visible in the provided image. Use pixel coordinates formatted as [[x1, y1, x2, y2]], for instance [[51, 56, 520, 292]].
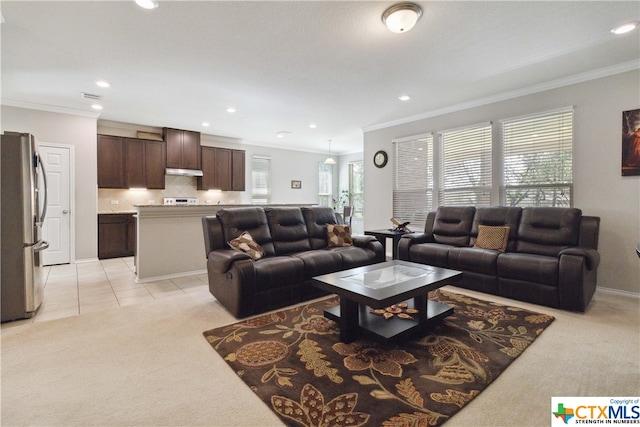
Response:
[[202, 206, 384, 318], [398, 206, 600, 312]]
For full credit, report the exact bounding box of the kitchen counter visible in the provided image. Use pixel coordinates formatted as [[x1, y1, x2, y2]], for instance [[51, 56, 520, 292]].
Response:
[[134, 203, 314, 282]]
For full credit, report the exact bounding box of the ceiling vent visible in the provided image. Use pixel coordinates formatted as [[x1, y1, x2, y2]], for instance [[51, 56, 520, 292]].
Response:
[[81, 92, 102, 101]]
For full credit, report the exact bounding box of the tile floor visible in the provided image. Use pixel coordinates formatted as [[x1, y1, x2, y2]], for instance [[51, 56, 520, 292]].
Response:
[[33, 257, 211, 323]]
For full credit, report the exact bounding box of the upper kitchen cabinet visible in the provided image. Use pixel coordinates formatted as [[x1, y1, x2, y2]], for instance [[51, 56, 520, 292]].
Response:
[[198, 147, 245, 191], [97, 135, 165, 189], [97, 134, 126, 188], [125, 138, 166, 189], [163, 127, 201, 170]]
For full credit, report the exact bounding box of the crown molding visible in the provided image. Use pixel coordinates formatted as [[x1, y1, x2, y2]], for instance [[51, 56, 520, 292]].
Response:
[[1, 98, 100, 119], [363, 60, 640, 133]]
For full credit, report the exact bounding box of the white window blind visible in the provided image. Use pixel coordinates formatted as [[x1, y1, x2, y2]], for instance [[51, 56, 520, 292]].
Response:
[[349, 161, 364, 218], [318, 162, 332, 207], [251, 156, 271, 204], [440, 123, 492, 206], [501, 108, 573, 207], [393, 135, 433, 225]]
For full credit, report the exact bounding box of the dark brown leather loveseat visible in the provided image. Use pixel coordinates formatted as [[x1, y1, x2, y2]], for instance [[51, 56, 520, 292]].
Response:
[[398, 206, 600, 312], [202, 206, 384, 318]]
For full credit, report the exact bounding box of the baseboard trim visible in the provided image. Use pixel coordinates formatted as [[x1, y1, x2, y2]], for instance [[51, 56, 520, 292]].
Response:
[[74, 258, 100, 264], [135, 269, 207, 284], [596, 286, 640, 299]]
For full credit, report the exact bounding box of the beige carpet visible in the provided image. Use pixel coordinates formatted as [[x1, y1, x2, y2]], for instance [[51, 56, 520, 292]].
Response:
[[1, 286, 639, 426]]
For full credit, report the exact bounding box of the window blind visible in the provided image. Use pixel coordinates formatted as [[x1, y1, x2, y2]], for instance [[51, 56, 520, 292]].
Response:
[[440, 123, 492, 206], [393, 135, 433, 225], [501, 108, 573, 207], [251, 156, 271, 204]]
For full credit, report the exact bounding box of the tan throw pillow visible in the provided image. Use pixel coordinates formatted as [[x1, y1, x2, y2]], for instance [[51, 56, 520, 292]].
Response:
[[228, 231, 265, 261], [474, 225, 510, 252], [327, 224, 353, 247]]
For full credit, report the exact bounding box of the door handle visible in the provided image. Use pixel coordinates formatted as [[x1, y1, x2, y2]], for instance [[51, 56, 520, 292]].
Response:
[[63, 209, 69, 214]]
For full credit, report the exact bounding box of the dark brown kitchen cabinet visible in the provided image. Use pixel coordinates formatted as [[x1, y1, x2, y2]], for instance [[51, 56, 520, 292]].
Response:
[[163, 127, 201, 170], [97, 135, 126, 188], [198, 147, 245, 191], [98, 135, 165, 189], [98, 214, 136, 259], [231, 149, 245, 191]]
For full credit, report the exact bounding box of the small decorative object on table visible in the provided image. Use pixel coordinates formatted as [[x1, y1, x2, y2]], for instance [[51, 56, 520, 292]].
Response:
[[370, 302, 419, 320], [390, 217, 411, 232]]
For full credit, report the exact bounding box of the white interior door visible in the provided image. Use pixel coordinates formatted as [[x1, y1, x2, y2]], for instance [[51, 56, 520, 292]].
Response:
[[40, 144, 71, 266]]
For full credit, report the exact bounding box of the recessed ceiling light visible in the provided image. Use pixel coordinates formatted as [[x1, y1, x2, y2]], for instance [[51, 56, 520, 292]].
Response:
[[95, 80, 110, 88], [399, 95, 411, 101], [91, 104, 103, 110], [202, 122, 210, 127], [135, 0, 158, 10], [611, 21, 639, 35], [276, 131, 291, 138], [226, 107, 236, 113], [309, 123, 317, 129]]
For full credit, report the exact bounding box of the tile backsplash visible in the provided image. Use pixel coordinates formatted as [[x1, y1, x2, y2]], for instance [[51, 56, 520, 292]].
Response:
[[98, 175, 244, 212]]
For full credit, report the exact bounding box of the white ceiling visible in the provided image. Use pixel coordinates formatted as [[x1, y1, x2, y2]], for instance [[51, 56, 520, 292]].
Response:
[[1, 1, 639, 155]]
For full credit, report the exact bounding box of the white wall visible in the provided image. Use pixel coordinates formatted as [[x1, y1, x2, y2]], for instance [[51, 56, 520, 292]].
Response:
[[2, 106, 98, 262], [364, 70, 640, 295]]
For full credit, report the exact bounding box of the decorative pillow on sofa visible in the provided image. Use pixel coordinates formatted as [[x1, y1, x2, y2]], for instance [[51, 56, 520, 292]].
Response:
[[327, 224, 353, 247], [228, 231, 265, 260], [474, 225, 510, 252]]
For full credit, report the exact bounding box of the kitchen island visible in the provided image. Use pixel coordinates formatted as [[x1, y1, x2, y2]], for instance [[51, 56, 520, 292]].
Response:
[[135, 204, 313, 282]]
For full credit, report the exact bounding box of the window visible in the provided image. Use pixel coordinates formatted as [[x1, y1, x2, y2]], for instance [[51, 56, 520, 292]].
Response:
[[318, 162, 332, 207], [251, 156, 271, 204], [439, 123, 492, 206], [348, 161, 364, 217], [393, 134, 433, 225], [501, 108, 573, 207]]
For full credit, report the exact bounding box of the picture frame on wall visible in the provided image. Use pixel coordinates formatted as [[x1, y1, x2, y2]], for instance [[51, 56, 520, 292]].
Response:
[[622, 108, 640, 176], [291, 180, 302, 189]]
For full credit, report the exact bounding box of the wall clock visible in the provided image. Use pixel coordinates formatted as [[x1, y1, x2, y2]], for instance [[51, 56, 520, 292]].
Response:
[[373, 150, 388, 168]]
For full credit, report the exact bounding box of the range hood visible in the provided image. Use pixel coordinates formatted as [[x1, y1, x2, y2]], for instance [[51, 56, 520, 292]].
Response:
[[165, 168, 203, 177]]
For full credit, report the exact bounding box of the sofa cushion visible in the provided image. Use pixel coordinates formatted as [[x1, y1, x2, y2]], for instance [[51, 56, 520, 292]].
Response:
[[329, 246, 377, 269], [449, 247, 499, 275], [293, 250, 343, 278], [474, 225, 510, 252], [432, 206, 476, 246], [228, 231, 265, 261], [253, 256, 305, 291], [497, 252, 559, 286], [470, 207, 522, 252], [516, 207, 581, 257], [301, 207, 339, 249], [408, 243, 453, 268], [217, 207, 275, 257], [327, 224, 353, 247], [265, 208, 311, 255]]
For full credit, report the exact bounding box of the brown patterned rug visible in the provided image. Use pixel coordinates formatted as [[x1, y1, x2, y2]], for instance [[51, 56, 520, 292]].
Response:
[[203, 289, 554, 426]]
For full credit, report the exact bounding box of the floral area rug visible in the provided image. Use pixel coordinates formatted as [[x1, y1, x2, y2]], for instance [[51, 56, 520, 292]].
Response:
[[203, 289, 554, 426]]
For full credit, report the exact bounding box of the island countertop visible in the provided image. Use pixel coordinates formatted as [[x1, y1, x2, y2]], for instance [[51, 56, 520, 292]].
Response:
[[134, 203, 315, 282]]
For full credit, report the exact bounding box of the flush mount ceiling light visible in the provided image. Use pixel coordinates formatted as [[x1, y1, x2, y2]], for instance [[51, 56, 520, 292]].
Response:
[[399, 94, 411, 101], [95, 80, 110, 88], [324, 140, 336, 165], [611, 21, 639, 35], [135, 0, 158, 10], [382, 2, 423, 33], [226, 107, 236, 113]]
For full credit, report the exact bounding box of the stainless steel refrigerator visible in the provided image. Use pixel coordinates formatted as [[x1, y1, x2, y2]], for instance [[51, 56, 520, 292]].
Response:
[[1, 131, 49, 322]]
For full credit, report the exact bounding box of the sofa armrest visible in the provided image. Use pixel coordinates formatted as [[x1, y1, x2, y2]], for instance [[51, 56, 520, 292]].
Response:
[[208, 249, 252, 274], [352, 235, 377, 247], [401, 232, 435, 245], [559, 247, 600, 270]]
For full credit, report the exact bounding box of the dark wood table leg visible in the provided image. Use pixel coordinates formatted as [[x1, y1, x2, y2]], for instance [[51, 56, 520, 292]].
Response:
[[414, 294, 428, 332], [339, 297, 359, 343]]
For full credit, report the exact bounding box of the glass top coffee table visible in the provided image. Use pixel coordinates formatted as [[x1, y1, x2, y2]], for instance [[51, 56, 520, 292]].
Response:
[[312, 260, 462, 344]]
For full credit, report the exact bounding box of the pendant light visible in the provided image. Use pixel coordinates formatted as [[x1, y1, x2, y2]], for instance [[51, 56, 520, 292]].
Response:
[[324, 140, 336, 165]]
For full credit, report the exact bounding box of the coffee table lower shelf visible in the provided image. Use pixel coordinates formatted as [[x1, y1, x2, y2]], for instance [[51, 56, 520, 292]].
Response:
[[324, 299, 453, 344]]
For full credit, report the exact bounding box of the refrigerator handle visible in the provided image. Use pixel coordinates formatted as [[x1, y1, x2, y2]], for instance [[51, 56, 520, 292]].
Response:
[[34, 240, 50, 252], [35, 153, 48, 226]]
